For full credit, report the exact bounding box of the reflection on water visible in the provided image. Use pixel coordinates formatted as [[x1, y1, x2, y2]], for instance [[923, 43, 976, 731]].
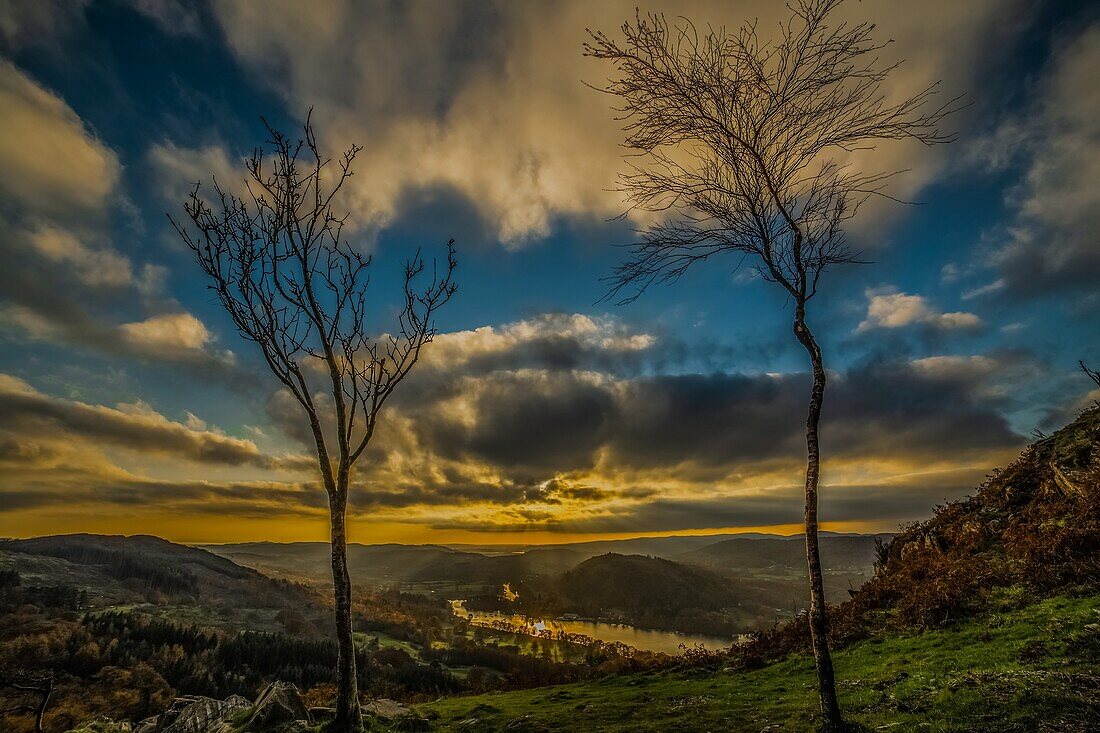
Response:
[[451, 600, 740, 655]]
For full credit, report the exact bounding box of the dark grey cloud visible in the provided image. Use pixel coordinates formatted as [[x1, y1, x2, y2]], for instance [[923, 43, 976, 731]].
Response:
[[388, 351, 1025, 490], [0, 308, 1032, 534], [0, 376, 312, 470], [347, 477, 616, 514], [420, 372, 616, 475], [0, 474, 329, 518]]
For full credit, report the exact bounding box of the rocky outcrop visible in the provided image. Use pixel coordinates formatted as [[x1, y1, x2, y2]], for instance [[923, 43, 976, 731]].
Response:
[[163, 695, 250, 733], [75, 681, 413, 733], [106, 685, 305, 733], [243, 682, 311, 731]]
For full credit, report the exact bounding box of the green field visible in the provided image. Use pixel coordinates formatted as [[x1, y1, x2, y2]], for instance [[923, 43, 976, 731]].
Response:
[[416, 591, 1100, 732]]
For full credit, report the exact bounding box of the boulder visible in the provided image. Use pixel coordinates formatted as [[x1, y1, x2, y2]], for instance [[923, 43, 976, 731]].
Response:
[[244, 682, 312, 731], [134, 717, 158, 733], [364, 698, 412, 720], [162, 695, 250, 733], [157, 697, 201, 731], [365, 698, 431, 731]]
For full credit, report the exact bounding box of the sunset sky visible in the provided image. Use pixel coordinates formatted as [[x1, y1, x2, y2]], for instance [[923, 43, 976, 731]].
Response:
[[0, 0, 1097, 545]]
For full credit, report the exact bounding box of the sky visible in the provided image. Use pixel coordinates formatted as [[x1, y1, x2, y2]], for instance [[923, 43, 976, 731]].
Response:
[[0, 0, 1097, 545]]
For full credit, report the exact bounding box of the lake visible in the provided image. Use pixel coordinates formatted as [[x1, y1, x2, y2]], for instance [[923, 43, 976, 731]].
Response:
[[450, 600, 742, 655]]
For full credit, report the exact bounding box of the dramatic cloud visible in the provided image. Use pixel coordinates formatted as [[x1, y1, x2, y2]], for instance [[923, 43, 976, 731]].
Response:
[[0, 373, 309, 470], [150, 0, 1014, 245], [1, 1, 1078, 543], [856, 289, 982, 333], [972, 21, 1100, 298], [247, 315, 1025, 532], [0, 312, 1030, 535], [0, 65, 231, 370], [0, 61, 119, 219]]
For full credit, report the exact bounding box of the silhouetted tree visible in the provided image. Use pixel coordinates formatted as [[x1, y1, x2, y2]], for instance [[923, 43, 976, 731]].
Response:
[[1082, 361, 1100, 407], [586, 1, 956, 727], [172, 115, 456, 732], [0, 670, 52, 733]]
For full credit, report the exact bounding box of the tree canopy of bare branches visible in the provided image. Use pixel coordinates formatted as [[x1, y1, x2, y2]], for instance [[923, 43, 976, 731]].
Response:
[[171, 114, 456, 732], [587, 1, 956, 728], [1082, 361, 1100, 408], [0, 669, 53, 733]]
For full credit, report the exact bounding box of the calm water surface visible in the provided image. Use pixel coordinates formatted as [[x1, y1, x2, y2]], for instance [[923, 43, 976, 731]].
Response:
[[451, 600, 740, 655]]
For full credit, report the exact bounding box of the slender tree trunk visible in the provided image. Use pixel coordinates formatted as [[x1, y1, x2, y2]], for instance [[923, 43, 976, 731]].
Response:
[[34, 679, 51, 733], [329, 491, 362, 732], [793, 310, 844, 732]]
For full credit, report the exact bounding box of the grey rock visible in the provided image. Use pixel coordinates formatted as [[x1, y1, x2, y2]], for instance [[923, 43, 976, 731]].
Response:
[[364, 698, 412, 720], [134, 716, 158, 733], [365, 698, 431, 731], [157, 697, 200, 730], [162, 695, 250, 733], [245, 682, 311, 731]]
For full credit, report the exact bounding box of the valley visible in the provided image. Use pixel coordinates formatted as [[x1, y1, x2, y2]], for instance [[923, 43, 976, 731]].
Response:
[[2, 406, 1096, 732]]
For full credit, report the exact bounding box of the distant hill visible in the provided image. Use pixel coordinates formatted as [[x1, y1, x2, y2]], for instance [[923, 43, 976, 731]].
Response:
[[678, 534, 890, 573], [204, 541, 471, 584], [204, 532, 887, 634], [0, 533, 314, 611], [204, 531, 884, 589], [556, 553, 737, 618]]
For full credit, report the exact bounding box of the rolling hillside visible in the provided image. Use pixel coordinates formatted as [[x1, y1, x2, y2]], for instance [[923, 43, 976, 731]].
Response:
[[418, 591, 1100, 732], [0, 533, 318, 620], [556, 553, 737, 618], [677, 534, 887, 573]]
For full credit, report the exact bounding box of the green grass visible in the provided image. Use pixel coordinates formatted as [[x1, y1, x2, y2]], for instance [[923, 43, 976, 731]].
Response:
[[416, 591, 1100, 732], [355, 630, 423, 657]]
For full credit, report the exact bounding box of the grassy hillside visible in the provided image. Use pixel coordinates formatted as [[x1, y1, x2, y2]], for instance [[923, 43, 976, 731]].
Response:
[[418, 590, 1100, 732]]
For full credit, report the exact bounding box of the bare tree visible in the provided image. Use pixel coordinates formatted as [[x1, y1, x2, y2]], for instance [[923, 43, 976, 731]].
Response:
[[171, 116, 457, 732], [1082, 360, 1100, 389], [586, 1, 956, 728], [0, 670, 53, 733], [1082, 361, 1100, 407]]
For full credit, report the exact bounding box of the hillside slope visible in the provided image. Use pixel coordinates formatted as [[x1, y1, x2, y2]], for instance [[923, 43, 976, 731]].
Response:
[[418, 591, 1100, 732], [0, 533, 316, 613], [204, 542, 587, 588], [422, 406, 1100, 731]]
